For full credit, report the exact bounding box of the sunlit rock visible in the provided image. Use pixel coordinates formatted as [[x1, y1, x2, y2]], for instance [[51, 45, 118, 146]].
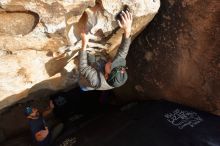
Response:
[[0, 0, 160, 109]]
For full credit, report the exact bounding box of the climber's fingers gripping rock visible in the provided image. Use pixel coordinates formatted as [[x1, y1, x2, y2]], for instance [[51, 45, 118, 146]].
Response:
[[117, 10, 133, 38]]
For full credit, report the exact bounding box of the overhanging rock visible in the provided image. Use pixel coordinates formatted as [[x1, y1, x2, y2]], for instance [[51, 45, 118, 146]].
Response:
[[0, 0, 160, 110]]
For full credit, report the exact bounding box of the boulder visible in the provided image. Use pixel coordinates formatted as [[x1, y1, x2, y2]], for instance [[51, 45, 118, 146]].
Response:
[[114, 0, 220, 115], [0, 0, 160, 109]]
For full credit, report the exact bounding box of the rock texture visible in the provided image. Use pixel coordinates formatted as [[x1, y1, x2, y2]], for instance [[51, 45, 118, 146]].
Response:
[[0, 0, 160, 109], [115, 0, 220, 115]]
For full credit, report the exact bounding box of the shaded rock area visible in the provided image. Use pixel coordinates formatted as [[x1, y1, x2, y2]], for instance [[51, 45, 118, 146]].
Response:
[[0, 0, 160, 110], [115, 0, 220, 115]]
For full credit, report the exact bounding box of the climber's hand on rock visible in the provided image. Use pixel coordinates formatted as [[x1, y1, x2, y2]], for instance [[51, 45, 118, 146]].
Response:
[[81, 32, 89, 50], [117, 10, 133, 38]]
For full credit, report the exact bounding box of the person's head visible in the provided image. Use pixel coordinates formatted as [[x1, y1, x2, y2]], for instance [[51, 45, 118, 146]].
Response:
[[24, 106, 40, 119], [105, 58, 128, 87]]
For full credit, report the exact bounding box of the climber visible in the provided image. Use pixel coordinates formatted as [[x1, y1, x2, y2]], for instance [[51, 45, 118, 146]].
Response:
[[79, 10, 132, 91], [24, 100, 63, 146]]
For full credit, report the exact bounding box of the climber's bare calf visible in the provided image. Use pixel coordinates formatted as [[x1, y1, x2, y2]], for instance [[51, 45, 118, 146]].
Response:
[[78, 10, 133, 91]]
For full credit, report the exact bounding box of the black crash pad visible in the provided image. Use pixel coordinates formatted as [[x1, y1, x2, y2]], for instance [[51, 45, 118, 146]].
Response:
[[50, 87, 112, 120], [55, 100, 220, 146]]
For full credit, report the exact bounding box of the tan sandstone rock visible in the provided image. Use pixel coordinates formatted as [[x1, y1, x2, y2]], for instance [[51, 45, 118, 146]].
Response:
[[0, 0, 160, 109]]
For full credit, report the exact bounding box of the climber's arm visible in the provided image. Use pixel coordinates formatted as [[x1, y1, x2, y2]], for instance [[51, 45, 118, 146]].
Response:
[[79, 32, 100, 88], [114, 10, 133, 60]]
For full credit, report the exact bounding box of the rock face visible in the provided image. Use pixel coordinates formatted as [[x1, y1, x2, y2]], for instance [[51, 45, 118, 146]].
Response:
[[0, 0, 160, 109], [115, 0, 220, 115]]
